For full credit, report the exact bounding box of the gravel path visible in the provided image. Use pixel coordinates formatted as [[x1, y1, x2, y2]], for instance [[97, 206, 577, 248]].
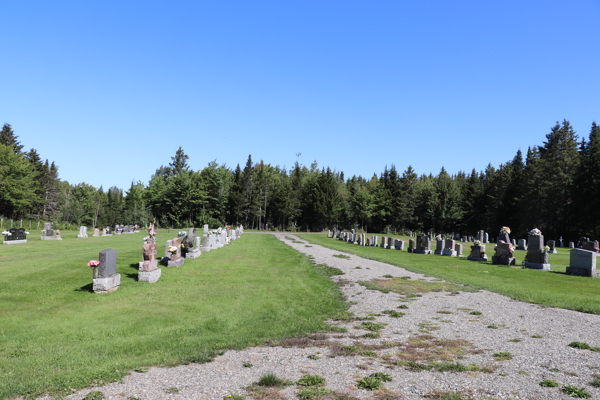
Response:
[[35, 233, 600, 400]]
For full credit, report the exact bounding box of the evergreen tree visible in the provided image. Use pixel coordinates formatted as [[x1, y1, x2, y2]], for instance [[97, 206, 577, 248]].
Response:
[[0, 124, 24, 153], [168, 147, 189, 175]]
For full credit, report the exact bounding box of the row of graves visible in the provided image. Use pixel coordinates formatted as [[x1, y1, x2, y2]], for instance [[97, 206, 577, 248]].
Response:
[[89, 224, 244, 293], [2, 223, 143, 244], [329, 226, 599, 278]]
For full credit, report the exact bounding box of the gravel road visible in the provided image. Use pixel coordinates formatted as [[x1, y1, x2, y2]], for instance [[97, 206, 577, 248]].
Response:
[[34, 233, 600, 400]]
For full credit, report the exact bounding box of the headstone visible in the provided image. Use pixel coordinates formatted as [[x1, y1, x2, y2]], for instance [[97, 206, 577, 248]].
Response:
[[484, 232, 489, 243], [92, 228, 100, 237], [434, 239, 444, 255], [92, 249, 120, 293], [40, 223, 62, 240], [569, 242, 575, 249], [547, 240, 557, 254], [511, 239, 517, 246], [394, 239, 404, 250], [454, 243, 464, 257], [492, 242, 516, 265], [467, 242, 488, 262], [517, 239, 527, 251], [559, 237, 564, 248], [162, 237, 185, 267], [582, 240, 599, 252], [371, 235, 378, 247], [414, 235, 432, 254], [408, 239, 415, 253], [184, 228, 201, 259], [442, 239, 457, 256], [566, 249, 598, 277], [462, 236, 468, 243], [139, 241, 161, 282], [3, 227, 28, 244], [380, 237, 387, 248], [524, 231, 551, 270], [77, 226, 88, 238]]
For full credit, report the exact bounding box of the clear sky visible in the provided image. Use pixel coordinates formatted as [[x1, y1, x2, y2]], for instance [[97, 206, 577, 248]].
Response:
[[2, 1, 599, 191]]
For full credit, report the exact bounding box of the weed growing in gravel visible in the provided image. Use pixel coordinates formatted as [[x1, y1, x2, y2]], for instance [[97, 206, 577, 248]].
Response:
[[333, 254, 351, 259], [223, 395, 245, 400], [307, 354, 320, 360], [568, 342, 600, 352], [305, 245, 312, 248], [487, 325, 498, 329], [492, 352, 513, 361], [397, 304, 408, 309], [292, 241, 304, 244], [362, 332, 381, 339], [531, 334, 543, 338], [549, 368, 561, 372], [257, 373, 293, 388], [539, 379, 559, 387], [296, 375, 326, 387], [83, 392, 105, 400], [507, 338, 521, 342], [243, 361, 253, 368], [165, 387, 179, 394], [437, 310, 452, 314], [589, 377, 600, 387], [561, 385, 591, 398], [355, 266, 362, 269], [383, 274, 393, 278], [315, 265, 345, 277], [356, 372, 392, 391], [418, 322, 441, 333], [297, 387, 333, 399], [382, 310, 405, 318], [285, 236, 295, 241], [128, 396, 141, 400], [134, 367, 148, 373], [469, 311, 483, 316], [423, 390, 473, 399], [356, 322, 384, 331], [518, 370, 529, 375], [359, 278, 475, 296]]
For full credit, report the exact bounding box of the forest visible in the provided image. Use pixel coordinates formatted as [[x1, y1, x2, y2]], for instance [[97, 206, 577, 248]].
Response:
[[1, 119, 599, 241]]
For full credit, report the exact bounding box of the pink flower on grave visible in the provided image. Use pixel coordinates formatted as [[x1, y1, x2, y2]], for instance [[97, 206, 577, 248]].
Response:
[[88, 260, 100, 267]]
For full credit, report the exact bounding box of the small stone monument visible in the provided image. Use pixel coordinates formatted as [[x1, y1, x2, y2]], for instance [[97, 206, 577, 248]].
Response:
[[442, 239, 457, 256], [92, 228, 100, 237], [407, 239, 415, 253], [547, 240, 557, 254], [371, 235, 378, 247], [569, 242, 575, 249], [114, 225, 121, 235], [454, 243, 464, 257], [77, 226, 88, 238], [183, 228, 201, 259], [92, 249, 120, 293], [394, 239, 404, 250], [523, 229, 550, 270], [492, 227, 516, 265], [40, 223, 62, 240], [139, 223, 161, 282], [434, 238, 444, 255], [414, 235, 433, 254], [3, 228, 28, 244], [467, 241, 488, 261], [163, 237, 185, 267], [566, 249, 598, 277], [517, 239, 527, 251]]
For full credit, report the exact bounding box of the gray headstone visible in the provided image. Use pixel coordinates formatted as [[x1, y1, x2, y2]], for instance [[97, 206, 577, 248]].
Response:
[[97, 249, 117, 278], [204, 224, 209, 233]]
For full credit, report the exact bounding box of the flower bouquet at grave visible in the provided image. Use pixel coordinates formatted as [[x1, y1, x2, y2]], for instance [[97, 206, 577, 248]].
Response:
[[2, 231, 11, 237], [24, 231, 29, 235], [88, 260, 100, 278], [540, 245, 550, 253], [500, 226, 511, 235], [168, 245, 178, 254], [177, 231, 186, 237], [529, 228, 541, 236], [473, 240, 481, 245]]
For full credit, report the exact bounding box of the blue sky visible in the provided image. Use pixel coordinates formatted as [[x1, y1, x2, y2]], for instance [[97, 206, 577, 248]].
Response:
[[2, 0, 599, 190]]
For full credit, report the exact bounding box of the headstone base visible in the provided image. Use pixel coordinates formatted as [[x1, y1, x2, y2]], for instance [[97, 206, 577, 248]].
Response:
[[93, 274, 120, 293], [162, 257, 185, 267], [92, 234, 100, 237], [442, 249, 457, 257], [386, 245, 393, 249], [516, 246, 527, 251], [434, 250, 444, 255], [200, 246, 211, 253], [186, 248, 202, 259], [40, 236, 63, 240], [524, 262, 552, 271], [3, 239, 28, 245], [139, 268, 161, 283], [467, 255, 488, 262], [123, 232, 135, 234], [407, 248, 414, 253], [414, 250, 432, 255], [492, 256, 516, 266], [566, 266, 599, 277], [115, 232, 122, 235], [77, 235, 88, 238], [549, 249, 557, 254]]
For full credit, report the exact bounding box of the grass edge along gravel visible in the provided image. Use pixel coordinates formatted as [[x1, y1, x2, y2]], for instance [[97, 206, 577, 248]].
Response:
[[296, 234, 600, 315], [0, 233, 348, 399]]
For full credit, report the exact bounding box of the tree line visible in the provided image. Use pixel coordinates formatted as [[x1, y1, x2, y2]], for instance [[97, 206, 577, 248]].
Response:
[[1, 119, 598, 240]]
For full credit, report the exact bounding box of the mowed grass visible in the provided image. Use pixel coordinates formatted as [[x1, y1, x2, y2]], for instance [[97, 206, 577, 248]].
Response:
[[0, 231, 346, 399], [297, 234, 600, 314]]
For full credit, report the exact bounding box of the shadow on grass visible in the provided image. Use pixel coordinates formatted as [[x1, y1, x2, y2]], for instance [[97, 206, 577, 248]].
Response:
[[124, 272, 138, 281], [75, 283, 94, 293], [129, 262, 139, 270]]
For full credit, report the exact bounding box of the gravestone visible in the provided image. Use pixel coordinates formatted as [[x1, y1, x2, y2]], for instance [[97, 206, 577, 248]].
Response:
[[139, 241, 161, 282], [569, 242, 575, 249], [394, 239, 404, 250], [442, 239, 457, 257], [517, 239, 527, 251], [162, 237, 185, 267], [77, 226, 88, 238], [492, 242, 516, 265], [371, 235, 378, 247], [566, 249, 598, 277], [511, 239, 517, 246], [454, 243, 464, 257], [582, 240, 599, 252], [434, 239, 444, 255], [414, 235, 432, 254], [184, 228, 201, 259], [524, 231, 551, 270], [360, 233, 365, 246], [559, 237, 564, 248], [41, 223, 62, 240], [408, 239, 415, 253], [93, 228, 100, 237], [92, 249, 120, 293], [547, 240, 557, 254], [3, 227, 28, 244], [380, 237, 387, 248], [484, 232, 489, 243], [467, 243, 488, 262], [462, 236, 468, 243]]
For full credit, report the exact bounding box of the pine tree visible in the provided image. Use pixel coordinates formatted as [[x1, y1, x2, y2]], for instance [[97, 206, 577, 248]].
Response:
[[0, 124, 24, 153], [168, 147, 189, 175]]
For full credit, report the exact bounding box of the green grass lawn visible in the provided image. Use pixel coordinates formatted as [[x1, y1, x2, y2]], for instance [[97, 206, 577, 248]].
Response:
[[0, 232, 346, 399], [297, 234, 600, 315]]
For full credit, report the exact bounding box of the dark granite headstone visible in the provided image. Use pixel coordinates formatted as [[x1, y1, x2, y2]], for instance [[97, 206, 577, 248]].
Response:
[[97, 249, 117, 278]]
